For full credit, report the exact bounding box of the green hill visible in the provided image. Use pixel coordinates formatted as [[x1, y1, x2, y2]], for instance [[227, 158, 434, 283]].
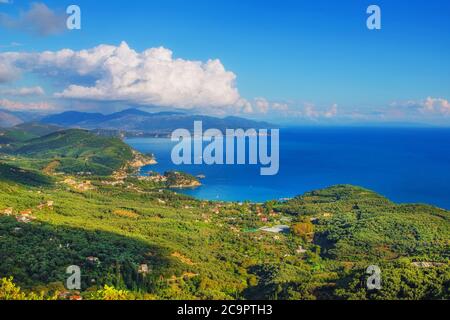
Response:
[[5, 129, 134, 175], [276, 185, 449, 262], [12, 122, 62, 138], [0, 129, 35, 144], [0, 123, 62, 144]]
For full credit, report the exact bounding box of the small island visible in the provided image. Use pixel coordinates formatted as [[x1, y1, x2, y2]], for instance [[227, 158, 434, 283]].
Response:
[[164, 171, 202, 189]]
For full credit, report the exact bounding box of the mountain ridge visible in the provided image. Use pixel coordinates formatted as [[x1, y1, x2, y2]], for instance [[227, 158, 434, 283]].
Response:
[[41, 108, 274, 135], [0, 110, 24, 128]]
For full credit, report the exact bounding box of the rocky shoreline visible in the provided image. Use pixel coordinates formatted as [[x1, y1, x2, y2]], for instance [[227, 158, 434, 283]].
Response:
[[131, 151, 202, 189], [129, 150, 157, 168]]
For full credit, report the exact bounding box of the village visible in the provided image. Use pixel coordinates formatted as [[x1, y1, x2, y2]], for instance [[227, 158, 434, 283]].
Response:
[[1, 200, 54, 224]]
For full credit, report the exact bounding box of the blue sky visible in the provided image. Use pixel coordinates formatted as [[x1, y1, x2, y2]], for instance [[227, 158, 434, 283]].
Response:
[[0, 0, 449, 125]]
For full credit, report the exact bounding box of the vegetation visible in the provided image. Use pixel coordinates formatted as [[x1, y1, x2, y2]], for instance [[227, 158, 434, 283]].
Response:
[[0, 123, 61, 144], [0, 130, 448, 301], [164, 171, 201, 188], [0, 163, 54, 187], [1, 129, 135, 176], [12, 122, 62, 138]]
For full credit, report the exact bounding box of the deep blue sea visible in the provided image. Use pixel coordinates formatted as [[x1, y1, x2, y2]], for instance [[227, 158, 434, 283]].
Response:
[[126, 127, 450, 209]]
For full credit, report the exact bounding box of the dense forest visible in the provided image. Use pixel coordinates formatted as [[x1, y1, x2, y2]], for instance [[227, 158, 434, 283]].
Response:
[[0, 124, 448, 300]]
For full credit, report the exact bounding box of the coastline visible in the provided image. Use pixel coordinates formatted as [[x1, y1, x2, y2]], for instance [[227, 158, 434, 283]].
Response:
[[125, 128, 450, 209], [133, 152, 203, 190]]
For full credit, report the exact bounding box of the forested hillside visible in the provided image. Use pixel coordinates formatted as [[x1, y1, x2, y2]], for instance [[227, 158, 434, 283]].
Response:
[[1, 129, 136, 176], [0, 133, 448, 300]]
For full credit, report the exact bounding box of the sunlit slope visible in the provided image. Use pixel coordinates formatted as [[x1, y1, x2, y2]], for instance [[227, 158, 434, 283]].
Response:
[[4, 129, 134, 175], [0, 171, 448, 299]]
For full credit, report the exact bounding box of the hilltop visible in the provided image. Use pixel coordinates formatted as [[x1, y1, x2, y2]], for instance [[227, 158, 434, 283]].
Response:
[[0, 123, 62, 144], [0, 129, 144, 176], [276, 185, 449, 262], [12, 122, 63, 138]]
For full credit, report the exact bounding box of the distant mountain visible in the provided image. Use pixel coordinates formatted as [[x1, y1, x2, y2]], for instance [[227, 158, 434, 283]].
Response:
[[41, 111, 105, 127], [0, 110, 23, 128], [41, 108, 273, 135]]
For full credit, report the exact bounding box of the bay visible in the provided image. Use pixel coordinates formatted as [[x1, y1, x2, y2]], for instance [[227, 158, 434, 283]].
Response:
[[126, 127, 450, 209]]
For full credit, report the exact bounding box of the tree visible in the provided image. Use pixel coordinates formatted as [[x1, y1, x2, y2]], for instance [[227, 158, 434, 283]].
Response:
[[88, 285, 135, 300], [292, 222, 314, 241], [0, 277, 48, 300]]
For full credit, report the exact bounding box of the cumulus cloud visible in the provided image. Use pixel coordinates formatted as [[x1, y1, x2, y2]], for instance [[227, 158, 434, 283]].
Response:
[[254, 97, 270, 113], [252, 101, 337, 121], [391, 97, 450, 116], [324, 103, 338, 118], [0, 41, 341, 118], [0, 98, 55, 111], [271, 102, 289, 111], [0, 86, 45, 96], [0, 62, 19, 83], [0, 42, 254, 114], [421, 97, 450, 115], [302, 103, 338, 119], [304, 103, 319, 118], [251, 98, 291, 114], [0, 3, 66, 36]]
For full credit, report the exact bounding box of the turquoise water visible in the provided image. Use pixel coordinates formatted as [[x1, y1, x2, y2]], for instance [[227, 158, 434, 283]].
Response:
[[126, 127, 450, 209]]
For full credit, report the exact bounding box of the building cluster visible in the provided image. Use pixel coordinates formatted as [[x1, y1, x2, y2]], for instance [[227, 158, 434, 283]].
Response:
[[63, 178, 95, 192], [1, 200, 55, 224]]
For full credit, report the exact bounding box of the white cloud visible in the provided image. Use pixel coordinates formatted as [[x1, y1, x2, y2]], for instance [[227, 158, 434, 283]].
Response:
[[250, 98, 291, 114], [1, 42, 253, 114], [0, 3, 66, 36], [0, 86, 45, 96], [0, 98, 55, 111], [304, 103, 319, 118], [421, 97, 450, 115], [251, 101, 338, 120], [0, 62, 19, 83], [271, 102, 289, 111], [324, 103, 338, 118], [254, 97, 270, 113], [391, 97, 450, 116], [302, 103, 338, 119]]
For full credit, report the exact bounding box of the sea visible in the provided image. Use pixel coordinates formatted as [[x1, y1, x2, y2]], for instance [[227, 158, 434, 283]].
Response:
[[126, 127, 450, 209]]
